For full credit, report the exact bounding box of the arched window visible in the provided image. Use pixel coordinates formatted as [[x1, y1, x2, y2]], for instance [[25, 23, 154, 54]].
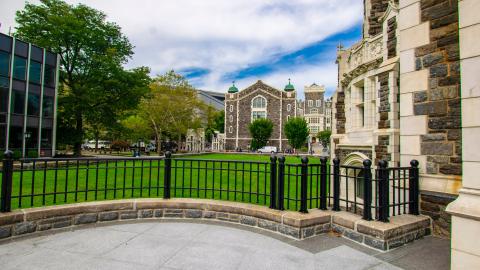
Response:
[[287, 104, 291, 112], [252, 96, 266, 109], [229, 104, 233, 112], [310, 108, 318, 114], [228, 126, 233, 133], [251, 96, 267, 121], [229, 115, 233, 122]]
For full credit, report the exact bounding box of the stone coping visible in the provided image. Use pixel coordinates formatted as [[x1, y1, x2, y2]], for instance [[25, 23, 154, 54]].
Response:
[[0, 198, 431, 251]]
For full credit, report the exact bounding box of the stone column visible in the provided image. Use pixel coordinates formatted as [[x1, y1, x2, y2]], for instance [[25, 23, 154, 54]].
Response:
[[447, 0, 480, 268]]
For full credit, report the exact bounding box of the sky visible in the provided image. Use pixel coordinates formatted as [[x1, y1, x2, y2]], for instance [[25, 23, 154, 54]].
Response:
[[0, 0, 363, 98]]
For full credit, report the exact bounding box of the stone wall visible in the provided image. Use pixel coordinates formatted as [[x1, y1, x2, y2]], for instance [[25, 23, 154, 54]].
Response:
[[368, 0, 391, 36], [335, 92, 346, 134], [387, 17, 398, 59], [378, 72, 391, 129], [0, 198, 431, 251], [414, 0, 461, 176], [375, 135, 391, 162], [420, 191, 456, 238]]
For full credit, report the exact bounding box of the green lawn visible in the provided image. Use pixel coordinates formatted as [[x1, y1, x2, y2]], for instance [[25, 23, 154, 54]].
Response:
[[1, 153, 329, 211]]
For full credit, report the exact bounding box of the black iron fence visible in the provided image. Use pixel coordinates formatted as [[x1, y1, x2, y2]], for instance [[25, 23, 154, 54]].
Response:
[[0, 151, 419, 222]]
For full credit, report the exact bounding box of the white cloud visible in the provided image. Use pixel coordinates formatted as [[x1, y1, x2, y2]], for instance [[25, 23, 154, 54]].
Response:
[[0, 0, 362, 96]]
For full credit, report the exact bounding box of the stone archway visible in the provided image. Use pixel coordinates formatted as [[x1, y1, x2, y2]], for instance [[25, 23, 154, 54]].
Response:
[[338, 152, 370, 214]]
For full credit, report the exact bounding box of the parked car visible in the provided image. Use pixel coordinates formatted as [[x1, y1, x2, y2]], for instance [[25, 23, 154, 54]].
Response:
[[257, 146, 277, 153], [82, 140, 111, 150]]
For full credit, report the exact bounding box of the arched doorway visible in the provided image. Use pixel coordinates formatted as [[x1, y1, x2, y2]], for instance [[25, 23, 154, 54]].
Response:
[[338, 152, 371, 214]]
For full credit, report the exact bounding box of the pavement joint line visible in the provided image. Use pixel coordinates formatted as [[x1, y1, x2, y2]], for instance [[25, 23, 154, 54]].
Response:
[[156, 224, 211, 268]]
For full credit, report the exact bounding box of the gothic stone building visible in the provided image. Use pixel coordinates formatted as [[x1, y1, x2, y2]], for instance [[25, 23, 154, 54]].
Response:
[[224, 80, 330, 151], [224, 80, 299, 151], [332, 0, 461, 238]]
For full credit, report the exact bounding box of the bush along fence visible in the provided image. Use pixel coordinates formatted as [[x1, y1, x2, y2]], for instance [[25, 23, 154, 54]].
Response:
[[0, 151, 420, 223]]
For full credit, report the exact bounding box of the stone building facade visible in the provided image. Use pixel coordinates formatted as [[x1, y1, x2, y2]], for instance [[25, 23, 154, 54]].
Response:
[[332, 0, 400, 169], [302, 84, 326, 137], [186, 128, 205, 152], [331, 0, 462, 238], [398, 0, 461, 238], [224, 80, 299, 151], [224, 80, 331, 151]]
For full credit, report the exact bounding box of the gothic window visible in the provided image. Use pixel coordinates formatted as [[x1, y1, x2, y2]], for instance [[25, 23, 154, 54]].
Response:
[[287, 104, 291, 112], [229, 104, 233, 112], [310, 108, 318, 114], [287, 115, 290, 121], [251, 96, 267, 121], [229, 115, 233, 122], [252, 96, 266, 108], [228, 126, 233, 133]]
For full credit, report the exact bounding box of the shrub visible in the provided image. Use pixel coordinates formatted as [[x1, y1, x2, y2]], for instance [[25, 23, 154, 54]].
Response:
[[248, 118, 273, 150], [284, 117, 309, 149]]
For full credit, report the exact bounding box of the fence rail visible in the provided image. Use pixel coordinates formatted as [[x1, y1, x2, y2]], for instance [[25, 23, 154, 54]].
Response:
[[0, 151, 420, 222]]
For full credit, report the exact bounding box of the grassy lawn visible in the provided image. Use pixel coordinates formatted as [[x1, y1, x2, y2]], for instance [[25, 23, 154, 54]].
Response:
[[1, 153, 329, 211]]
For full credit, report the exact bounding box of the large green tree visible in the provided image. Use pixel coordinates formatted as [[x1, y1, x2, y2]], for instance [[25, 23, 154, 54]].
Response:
[[317, 130, 332, 147], [284, 117, 309, 150], [248, 118, 274, 150], [139, 71, 205, 154], [15, 0, 149, 155]]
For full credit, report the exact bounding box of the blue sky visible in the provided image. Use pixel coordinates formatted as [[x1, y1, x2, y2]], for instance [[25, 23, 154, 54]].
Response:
[[0, 0, 364, 98]]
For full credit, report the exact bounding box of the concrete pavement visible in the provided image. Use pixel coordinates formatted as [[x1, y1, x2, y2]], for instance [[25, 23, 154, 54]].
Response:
[[0, 220, 449, 270]]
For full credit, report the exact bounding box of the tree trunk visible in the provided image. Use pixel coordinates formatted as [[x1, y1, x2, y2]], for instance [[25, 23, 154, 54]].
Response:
[[73, 112, 83, 156]]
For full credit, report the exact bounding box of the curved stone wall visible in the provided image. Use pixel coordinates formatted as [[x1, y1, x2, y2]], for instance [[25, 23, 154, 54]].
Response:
[[0, 198, 430, 251]]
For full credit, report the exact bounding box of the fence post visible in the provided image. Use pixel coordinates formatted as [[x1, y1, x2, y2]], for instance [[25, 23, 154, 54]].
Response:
[[277, 156, 285, 210], [362, 159, 372, 221], [300, 156, 309, 213], [163, 151, 172, 199], [332, 158, 340, 211], [378, 160, 389, 222], [1, 151, 14, 212], [409, 160, 420, 215], [319, 157, 328, 210], [269, 155, 277, 209]]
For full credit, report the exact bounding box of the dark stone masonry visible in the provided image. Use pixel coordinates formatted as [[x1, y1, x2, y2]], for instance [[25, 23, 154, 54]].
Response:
[[335, 92, 345, 134], [413, 0, 461, 238], [378, 72, 391, 129], [420, 191, 456, 238]]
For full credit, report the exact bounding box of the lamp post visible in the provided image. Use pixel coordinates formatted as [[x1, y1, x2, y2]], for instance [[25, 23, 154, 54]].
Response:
[[24, 131, 32, 158]]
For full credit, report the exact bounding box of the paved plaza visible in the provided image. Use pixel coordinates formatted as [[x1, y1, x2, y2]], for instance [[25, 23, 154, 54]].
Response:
[[0, 220, 449, 270]]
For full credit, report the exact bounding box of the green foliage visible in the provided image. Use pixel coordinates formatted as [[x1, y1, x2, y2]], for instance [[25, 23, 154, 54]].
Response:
[[284, 117, 309, 149], [205, 108, 224, 142], [137, 70, 206, 153], [27, 150, 39, 158], [120, 115, 152, 142], [248, 118, 274, 150], [15, 0, 149, 155], [317, 130, 332, 147], [13, 150, 22, 160]]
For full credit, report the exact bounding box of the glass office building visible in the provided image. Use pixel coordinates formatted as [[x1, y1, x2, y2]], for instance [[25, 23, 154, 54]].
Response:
[[0, 33, 58, 157]]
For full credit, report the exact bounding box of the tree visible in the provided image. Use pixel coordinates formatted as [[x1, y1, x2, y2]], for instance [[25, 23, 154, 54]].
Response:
[[284, 117, 309, 150], [205, 109, 224, 143], [15, 0, 148, 155], [121, 115, 153, 143], [317, 130, 332, 147], [139, 71, 205, 154], [248, 118, 273, 150]]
